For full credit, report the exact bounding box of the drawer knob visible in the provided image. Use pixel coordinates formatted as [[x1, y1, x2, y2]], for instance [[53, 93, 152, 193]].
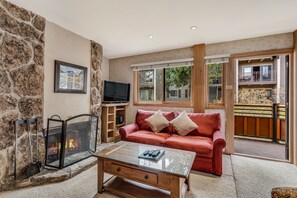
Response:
[[117, 167, 121, 172], [144, 175, 149, 179]]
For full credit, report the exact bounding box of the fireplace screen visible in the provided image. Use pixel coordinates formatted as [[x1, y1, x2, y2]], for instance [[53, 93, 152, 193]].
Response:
[[45, 114, 98, 169]]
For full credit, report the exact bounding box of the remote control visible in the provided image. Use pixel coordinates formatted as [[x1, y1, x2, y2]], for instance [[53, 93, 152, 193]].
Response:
[[143, 150, 149, 156], [152, 149, 160, 157], [156, 150, 161, 156], [148, 150, 154, 156]]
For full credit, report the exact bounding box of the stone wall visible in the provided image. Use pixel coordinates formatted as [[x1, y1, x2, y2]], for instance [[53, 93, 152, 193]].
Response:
[[90, 41, 103, 144], [0, 0, 45, 190]]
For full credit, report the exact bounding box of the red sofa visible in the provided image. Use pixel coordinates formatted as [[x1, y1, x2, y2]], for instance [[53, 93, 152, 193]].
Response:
[[119, 109, 226, 175]]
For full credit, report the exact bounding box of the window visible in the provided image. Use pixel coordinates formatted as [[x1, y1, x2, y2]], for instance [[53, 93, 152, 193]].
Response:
[[239, 64, 273, 83], [164, 67, 191, 102], [261, 65, 272, 81], [136, 66, 192, 104], [139, 89, 153, 101], [185, 89, 189, 98], [169, 90, 178, 98], [243, 67, 252, 81], [139, 69, 153, 83], [138, 69, 162, 102], [207, 63, 223, 105]]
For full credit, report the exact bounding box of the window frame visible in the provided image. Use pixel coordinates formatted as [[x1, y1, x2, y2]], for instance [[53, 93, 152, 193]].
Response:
[[133, 67, 192, 108], [205, 63, 226, 109]]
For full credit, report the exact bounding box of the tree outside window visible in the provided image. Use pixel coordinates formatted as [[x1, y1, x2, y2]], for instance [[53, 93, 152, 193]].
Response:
[[137, 66, 192, 103], [165, 67, 191, 102]]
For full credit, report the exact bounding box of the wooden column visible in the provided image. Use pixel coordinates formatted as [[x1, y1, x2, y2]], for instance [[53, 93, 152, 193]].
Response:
[[193, 44, 205, 113], [293, 30, 297, 165], [225, 59, 235, 154]]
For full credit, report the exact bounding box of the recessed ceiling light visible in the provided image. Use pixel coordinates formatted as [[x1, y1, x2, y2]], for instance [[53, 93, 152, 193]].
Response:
[[191, 26, 197, 30], [148, 35, 153, 39]]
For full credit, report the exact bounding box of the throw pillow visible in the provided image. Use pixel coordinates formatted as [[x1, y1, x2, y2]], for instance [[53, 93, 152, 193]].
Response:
[[145, 110, 170, 132], [136, 109, 175, 133], [170, 111, 198, 136]]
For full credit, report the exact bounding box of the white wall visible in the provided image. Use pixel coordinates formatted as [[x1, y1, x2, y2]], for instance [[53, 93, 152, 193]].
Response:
[[44, 21, 91, 124]]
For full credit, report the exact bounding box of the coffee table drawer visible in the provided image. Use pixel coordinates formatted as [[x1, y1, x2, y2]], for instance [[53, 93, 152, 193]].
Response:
[[107, 162, 158, 185]]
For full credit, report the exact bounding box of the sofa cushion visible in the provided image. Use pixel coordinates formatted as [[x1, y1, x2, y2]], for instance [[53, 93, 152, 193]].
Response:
[[170, 111, 198, 136], [145, 110, 170, 132], [165, 134, 213, 158], [186, 113, 221, 137], [126, 130, 171, 146], [136, 110, 175, 133]]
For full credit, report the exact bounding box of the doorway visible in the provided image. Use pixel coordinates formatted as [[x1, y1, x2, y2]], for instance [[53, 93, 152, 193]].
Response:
[[233, 53, 290, 160]]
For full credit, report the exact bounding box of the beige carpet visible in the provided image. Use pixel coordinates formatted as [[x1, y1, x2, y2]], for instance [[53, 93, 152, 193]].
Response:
[[231, 155, 297, 198], [0, 155, 235, 198], [0, 155, 296, 198]]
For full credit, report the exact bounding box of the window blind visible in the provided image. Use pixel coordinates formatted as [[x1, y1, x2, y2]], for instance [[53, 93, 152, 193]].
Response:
[[205, 54, 230, 65], [131, 58, 194, 71]]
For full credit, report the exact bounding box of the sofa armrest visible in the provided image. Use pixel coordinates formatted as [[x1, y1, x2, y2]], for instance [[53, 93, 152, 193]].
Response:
[[119, 123, 139, 140], [212, 130, 226, 175], [213, 130, 226, 148]]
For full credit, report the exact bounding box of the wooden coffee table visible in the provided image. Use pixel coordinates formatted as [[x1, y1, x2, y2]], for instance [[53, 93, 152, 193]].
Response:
[[93, 141, 195, 198]]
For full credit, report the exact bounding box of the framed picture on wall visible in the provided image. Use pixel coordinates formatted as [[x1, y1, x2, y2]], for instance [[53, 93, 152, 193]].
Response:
[[54, 60, 87, 94]]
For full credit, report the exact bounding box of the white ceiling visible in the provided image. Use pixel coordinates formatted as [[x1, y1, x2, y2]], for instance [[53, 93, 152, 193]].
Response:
[[9, 0, 297, 59]]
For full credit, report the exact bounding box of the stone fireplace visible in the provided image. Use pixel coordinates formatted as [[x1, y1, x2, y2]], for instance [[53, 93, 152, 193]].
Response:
[[0, 0, 45, 191], [0, 0, 103, 191], [45, 114, 98, 169]]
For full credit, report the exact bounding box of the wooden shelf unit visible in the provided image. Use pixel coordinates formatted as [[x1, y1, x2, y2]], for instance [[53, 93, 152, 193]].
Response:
[[101, 103, 128, 142]]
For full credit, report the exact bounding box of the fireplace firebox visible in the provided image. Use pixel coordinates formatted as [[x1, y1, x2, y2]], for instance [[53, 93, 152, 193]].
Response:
[[45, 114, 98, 169]]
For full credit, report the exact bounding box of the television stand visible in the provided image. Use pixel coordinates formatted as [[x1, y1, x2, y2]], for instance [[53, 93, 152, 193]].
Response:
[[101, 103, 128, 142]]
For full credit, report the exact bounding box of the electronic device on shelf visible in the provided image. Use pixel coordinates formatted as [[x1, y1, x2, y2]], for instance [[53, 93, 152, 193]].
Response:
[[103, 80, 130, 103], [116, 114, 124, 125], [138, 149, 165, 161]]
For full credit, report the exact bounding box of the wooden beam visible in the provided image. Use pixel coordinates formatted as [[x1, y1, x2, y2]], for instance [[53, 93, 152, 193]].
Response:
[[193, 44, 205, 113]]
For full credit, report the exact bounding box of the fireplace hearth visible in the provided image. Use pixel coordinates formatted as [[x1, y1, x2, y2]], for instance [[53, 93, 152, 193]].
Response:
[[45, 114, 98, 169]]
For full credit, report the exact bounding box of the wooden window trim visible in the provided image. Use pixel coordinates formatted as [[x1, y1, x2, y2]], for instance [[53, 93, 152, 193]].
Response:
[[133, 70, 193, 108], [205, 63, 226, 109]]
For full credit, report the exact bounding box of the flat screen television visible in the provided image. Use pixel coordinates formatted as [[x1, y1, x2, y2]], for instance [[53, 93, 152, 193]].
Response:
[[103, 80, 130, 103]]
